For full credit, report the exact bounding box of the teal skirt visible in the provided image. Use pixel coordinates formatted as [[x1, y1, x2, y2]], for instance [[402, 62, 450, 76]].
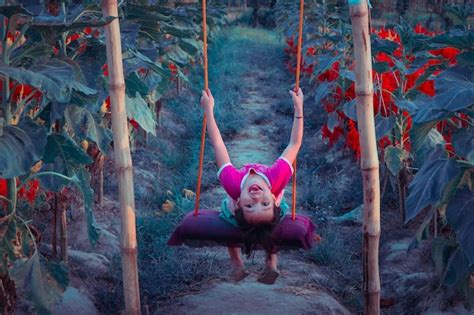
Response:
[[219, 197, 289, 227]]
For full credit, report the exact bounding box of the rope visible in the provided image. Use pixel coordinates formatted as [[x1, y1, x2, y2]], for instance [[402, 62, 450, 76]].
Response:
[[194, 0, 209, 215], [292, 0, 304, 221]]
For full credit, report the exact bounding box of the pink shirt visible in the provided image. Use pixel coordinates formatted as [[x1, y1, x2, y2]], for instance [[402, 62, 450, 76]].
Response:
[[217, 157, 294, 209]]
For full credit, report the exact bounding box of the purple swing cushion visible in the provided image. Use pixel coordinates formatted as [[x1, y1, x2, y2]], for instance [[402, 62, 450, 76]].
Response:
[[167, 209, 316, 251]]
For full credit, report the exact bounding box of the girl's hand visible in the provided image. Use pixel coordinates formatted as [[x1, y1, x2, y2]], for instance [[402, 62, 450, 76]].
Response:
[[289, 87, 304, 115], [200, 89, 214, 113]]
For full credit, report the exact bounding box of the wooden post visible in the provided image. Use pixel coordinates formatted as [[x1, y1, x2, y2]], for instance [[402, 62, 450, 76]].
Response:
[[102, 1, 141, 314], [349, 1, 381, 314]]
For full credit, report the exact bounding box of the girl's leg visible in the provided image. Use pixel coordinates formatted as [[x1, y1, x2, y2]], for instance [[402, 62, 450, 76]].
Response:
[[265, 252, 278, 270], [227, 247, 243, 268], [227, 247, 249, 282]]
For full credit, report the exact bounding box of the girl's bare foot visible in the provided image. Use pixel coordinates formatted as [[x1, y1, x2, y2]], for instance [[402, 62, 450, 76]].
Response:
[[257, 267, 280, 285]]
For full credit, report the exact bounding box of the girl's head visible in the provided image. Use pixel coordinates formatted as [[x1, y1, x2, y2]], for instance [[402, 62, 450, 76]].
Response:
[[237, 171, 277, 224]]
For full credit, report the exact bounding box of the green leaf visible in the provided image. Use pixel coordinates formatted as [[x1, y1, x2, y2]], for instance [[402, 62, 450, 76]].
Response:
[[125, 92, 157, 136], [431, 236, 457, 276], [373, 62, 391, 74], [410, 122, 444, 166], [452, 128, 474, 164], [395, 98, 418, 113], [125, 72, 149, 98], [43, 133, 92, 166], [342, 99, 357, 121], [76, 167, 100, 246], [64, 105, 112, 155], [375, 115, 395, 140], [408, 207, 434, 253], [126, 49, 172, 80], [0, 4, 32, 18], [431, 30, 474, 51], [405, 146, 460, 223], [314, 81, 331, 104], [443, 248, 470, 286], [446, 186, 474, 266], [431, 77, 474, 112], [384, 145, 410, 176], [0, 125, 43, 178], [9, 253, 69, 314], [0, 60, 89, 103], [371, 35, 399, 55]]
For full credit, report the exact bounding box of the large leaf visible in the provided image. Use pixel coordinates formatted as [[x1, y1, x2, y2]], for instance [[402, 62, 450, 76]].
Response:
[[342, 99, 357, 121], [0, 4, 32, 18], [9, 253, 69, 314], [384, 145, 410, 176], [0, 60, 91, 103], [431, 29, 474, 51], [395, 98, 418, 113], [125, 92, 157, 136], [452, 128, 474, 164], [314, 81, 331, 104], [443, 248, 470, 287], [76, 167, 100, 245], [405, 146, 460, 222], [431, 73, 474, 112], [446, 186, 474, 266], [126, 72, 149, 98], [371, 35, 399, 55], [375, 115, 395, 140], [64, 105, 112, 155], [411, 122, 445, 167], [0, 125, 43, 178], [43, 133, 92, 166]]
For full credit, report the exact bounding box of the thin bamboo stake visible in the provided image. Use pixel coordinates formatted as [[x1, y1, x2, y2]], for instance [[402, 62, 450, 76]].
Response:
[[102, 1, 141, 314], [349, 1, 381, 314]]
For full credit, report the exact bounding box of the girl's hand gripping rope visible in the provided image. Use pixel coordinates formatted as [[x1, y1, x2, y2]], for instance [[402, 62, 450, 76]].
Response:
[[200, 89, 214, 114], [289, 87, 304, 117]]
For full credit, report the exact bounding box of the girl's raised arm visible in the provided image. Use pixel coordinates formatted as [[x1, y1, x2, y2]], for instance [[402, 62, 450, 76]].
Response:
[[281, 88, 304, 164], [200, 89, 231, 168]]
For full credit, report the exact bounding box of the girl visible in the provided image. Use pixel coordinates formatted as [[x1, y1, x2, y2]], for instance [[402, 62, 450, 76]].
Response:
[[200, 87, 304, 285]]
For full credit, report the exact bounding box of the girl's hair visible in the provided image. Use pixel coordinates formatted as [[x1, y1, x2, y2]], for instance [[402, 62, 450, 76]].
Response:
[[234, 206, 281, 258]]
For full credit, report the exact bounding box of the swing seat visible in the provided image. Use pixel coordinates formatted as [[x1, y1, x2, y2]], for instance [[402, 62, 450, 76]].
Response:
[[167, 210, 316, 251]]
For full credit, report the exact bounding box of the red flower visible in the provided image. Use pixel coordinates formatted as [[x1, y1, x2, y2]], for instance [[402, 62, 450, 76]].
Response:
[[318, 61, 339, 82], [418, 79, 435, 97], [66, 33, 81, 45], [101, 64, 109, 76], [0, 179, 7, 197], [129, 119, 139, 130], [105, 96, 111, 110], [378, 136, 392, 151], [414, 23, 435, 36], [306, 47, 316, 56], [11, 84, 42, 103], [321, 124, 344, 147], [429, 47, 460, 65], [345, 120, 360, 159], [83, 27, 92, 35]]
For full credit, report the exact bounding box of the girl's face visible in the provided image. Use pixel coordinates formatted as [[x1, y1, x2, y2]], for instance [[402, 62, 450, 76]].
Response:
[[238, 173, 275, 224]]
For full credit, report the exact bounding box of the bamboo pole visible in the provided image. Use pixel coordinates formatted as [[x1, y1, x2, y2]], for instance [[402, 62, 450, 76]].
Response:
[[102, 1, 141, 314], [348, 1, 381, 314]]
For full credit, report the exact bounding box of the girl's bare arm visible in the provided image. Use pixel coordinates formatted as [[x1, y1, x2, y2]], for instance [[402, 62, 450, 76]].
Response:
[[281, 88, 304, 164], [200, 89, 231, 168]]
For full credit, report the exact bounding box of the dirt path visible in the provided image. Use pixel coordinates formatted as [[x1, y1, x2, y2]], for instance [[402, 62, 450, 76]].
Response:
[[155, 27, 350, 315]]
